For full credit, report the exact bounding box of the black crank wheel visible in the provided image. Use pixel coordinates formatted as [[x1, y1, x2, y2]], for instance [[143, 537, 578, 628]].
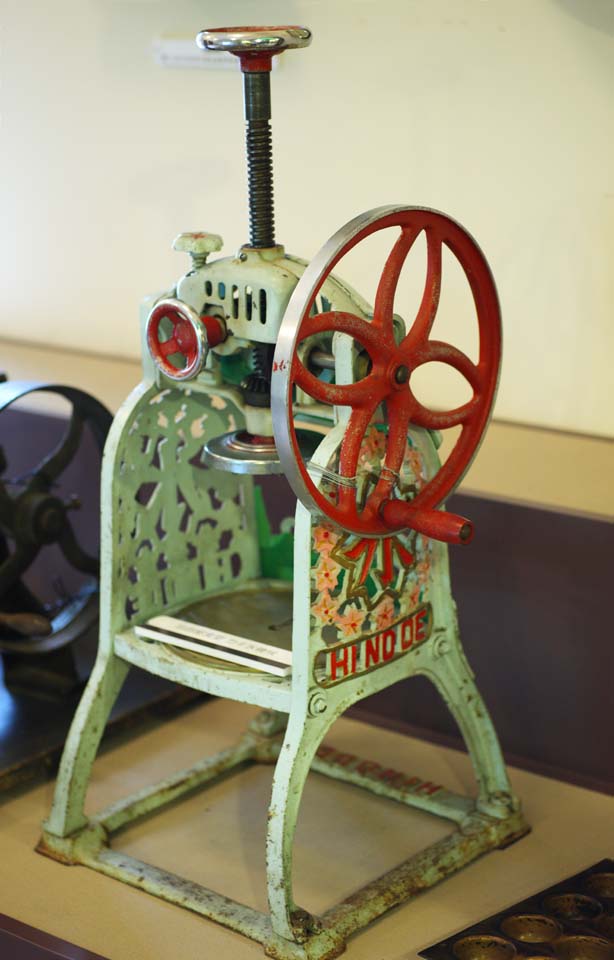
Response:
[[0, 382, 112, 654]]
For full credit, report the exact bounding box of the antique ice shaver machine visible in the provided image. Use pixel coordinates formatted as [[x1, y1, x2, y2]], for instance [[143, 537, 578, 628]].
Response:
[[39, 26, 528, 959]]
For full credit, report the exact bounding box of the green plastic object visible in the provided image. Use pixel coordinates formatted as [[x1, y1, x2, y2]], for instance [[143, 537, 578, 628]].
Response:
[[255, 486, 294, 582]]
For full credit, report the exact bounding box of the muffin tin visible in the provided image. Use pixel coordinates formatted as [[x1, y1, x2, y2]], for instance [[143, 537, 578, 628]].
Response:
[[419, 860, 614, 960]]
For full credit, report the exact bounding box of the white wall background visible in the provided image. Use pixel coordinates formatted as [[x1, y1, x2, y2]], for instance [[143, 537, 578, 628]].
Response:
[[1, 0, 613, 436]]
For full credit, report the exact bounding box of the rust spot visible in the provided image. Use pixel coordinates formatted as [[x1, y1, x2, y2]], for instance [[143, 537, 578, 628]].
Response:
[[35, 838, 76, 866], [290, 908, 322, 943]]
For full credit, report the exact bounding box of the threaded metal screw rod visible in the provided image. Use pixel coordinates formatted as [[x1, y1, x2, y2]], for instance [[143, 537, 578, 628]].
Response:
[[243, 71, 275, 248], [196, 27, 311, 248]]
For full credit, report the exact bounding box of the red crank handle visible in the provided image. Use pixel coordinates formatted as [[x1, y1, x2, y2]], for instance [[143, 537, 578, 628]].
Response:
[[380, 501, 474, 545]]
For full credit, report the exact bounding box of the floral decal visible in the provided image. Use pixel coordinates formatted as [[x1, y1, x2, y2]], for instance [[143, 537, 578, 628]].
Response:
[[314, 555, 341, 593], [373, 595, 396, 631], [310, 427, 432, 644], [335, 604, 367, 639], [312, 523, 337, 556], [312, 591, 337, 625]]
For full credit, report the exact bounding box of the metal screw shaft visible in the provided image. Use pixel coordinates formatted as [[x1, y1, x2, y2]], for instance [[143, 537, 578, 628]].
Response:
[[243, 71, 275, 248]]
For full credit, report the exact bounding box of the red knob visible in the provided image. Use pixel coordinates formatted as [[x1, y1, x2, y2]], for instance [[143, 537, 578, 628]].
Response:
[[146, 298, 226, 382]]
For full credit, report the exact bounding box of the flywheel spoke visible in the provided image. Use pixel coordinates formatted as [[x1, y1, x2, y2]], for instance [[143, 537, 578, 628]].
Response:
[[373, 226, 421, 336], [298, 310, 391, 353], [410, 397, 479, 431], [293, 358, 382, 407], [402, 227, 442, 348], [0, 484, 15, 532], [58, 520, 99, 575], [412, 340, 482, 392], [0, 543, 38, 594], [337, 397, 383, 515], [29, 408, 84, 490]]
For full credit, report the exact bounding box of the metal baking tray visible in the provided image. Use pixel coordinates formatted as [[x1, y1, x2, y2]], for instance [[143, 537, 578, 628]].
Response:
[[420, 860, 614, 960]]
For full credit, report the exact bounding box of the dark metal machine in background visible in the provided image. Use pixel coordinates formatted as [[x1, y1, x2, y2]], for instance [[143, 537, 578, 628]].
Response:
[[0, 382, 110, 684]]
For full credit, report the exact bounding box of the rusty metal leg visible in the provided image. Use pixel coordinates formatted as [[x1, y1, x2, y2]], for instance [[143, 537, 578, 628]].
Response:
[[43, 650, 130, 838], [265, 703, 342, 951], [421, 633, 519, 820]]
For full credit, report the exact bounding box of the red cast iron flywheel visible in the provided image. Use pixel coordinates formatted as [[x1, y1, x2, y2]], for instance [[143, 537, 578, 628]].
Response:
[[271, 206, 502, 544]]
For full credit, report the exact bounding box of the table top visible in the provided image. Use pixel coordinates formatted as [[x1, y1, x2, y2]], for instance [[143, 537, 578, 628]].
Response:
[[1, 698, 613, 960]]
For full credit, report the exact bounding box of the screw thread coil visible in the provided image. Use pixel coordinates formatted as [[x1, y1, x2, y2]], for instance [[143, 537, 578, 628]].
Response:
[[252, 342, 273, 377], [246, 119, 275, 247]]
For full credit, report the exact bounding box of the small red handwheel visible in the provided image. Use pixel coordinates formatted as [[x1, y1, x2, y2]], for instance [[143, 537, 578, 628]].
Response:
[[146, 298, 225, 381], [271, 206, 502, 544]]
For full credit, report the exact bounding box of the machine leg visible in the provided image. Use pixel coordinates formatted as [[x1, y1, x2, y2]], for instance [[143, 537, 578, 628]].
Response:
[[425, 635, 518, 819], [266, 705, 336, 945], [43, 650, 130, 838]]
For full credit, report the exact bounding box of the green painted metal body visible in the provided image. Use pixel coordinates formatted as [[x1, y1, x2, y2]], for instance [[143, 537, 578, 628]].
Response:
[[39, 242, 527, 959]]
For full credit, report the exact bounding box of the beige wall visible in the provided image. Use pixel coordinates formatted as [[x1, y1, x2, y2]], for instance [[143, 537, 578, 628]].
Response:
[[1, 0, 613, 439]]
